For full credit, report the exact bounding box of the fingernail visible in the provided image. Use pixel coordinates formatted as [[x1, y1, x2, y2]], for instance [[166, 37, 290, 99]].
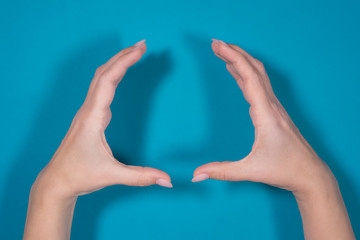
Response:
[[212, 38, 228, 46], [133, 39, 146, 49], [192, 173, 209, 182], [156, 179, 173, 188], [212, 38, 221, 44]]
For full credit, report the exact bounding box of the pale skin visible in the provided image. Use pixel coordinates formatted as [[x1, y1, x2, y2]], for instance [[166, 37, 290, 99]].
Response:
[[23, 39, 355, 240]]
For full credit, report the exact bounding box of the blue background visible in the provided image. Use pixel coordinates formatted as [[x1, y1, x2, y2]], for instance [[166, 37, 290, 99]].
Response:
[[1, 0, 359, 239]]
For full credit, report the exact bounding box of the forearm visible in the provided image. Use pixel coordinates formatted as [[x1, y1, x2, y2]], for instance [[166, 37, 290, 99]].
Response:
[[23, 182, 77, 240], [294, 173, 355, 240]]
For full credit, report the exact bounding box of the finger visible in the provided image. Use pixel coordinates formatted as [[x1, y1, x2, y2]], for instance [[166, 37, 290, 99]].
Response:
[[212, 39, 258, 80], [89, 41, 147, 112], [226, 44, 264, 71], [104, 40, 146, 68], [226, 44, 275, 97], [109, 164, 173, 188], [226, 63, 244, 90], [211, 39, 269, 109], [192, 159, 252, 182], [85, 40, 146, 102]]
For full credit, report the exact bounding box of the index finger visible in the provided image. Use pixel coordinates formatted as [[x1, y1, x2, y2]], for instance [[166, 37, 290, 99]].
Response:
[[88, 41, 147, 112], [211, 39, 269, 109]]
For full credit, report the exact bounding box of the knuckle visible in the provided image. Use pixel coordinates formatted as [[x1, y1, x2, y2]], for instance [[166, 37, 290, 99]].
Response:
[[136, 167, 151, 186], [233, 55, 247, 67], [116, 54, 130, 65], [249, 106, 255, 120], [95, 65, 105, 76], [220, 167, 228, 181], [77, 113, 97, 130], [256, 60, 265, 71], [97, 70, 118, 86], [72, 107, 102, 133], [98, 70, 110, 82], [226, 173, 235, 181]]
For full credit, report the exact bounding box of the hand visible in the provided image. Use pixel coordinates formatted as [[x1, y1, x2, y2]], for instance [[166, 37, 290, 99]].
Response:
[[33, 40, 172, 201], [24, 40, 173, 240], [192, 40, 355, 240], [192, 39, 335, 195]]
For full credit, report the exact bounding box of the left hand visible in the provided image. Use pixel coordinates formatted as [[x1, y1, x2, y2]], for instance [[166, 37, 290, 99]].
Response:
[[32, 40, 172, 201]]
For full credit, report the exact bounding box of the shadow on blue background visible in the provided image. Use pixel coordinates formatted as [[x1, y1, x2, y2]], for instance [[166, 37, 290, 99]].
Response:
[[0, 33, 359, 239]]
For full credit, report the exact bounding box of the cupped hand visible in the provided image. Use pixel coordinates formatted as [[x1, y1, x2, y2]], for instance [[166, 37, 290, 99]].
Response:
[[192, 39, 335, 196], [33, 40, 172, 200]]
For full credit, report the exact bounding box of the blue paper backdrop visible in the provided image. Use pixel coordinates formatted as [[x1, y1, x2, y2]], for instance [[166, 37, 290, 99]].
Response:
[[1, 0, 359, 239]]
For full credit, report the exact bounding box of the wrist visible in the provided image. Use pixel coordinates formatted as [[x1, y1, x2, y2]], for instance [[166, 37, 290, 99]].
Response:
[[31, 168, 77, 203], [291, 165, 354, 240], [293, 165, 340, 204], [24, 173, 77, 240], [30, 179, 77, 207]]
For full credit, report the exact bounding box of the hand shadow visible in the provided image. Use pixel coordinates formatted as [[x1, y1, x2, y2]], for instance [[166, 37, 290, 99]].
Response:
[[0, 34, 173, 240], [166, 34, 253, 165], [183, 33, 359, 239]]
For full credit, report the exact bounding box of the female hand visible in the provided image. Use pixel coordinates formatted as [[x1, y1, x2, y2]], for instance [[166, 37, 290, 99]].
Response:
[[193, 39, 333, 193], [24, 40, 172, 240], [34, 40, 172, 200], [192, 39, 354, 239]]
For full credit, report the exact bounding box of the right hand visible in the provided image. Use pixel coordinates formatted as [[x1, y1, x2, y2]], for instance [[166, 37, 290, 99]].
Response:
[[193, 39, 336, 197]]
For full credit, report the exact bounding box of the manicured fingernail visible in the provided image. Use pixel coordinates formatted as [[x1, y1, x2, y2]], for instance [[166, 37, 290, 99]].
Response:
[[192, 173, 209, 182], [133, 39, 146, 49], [156, 179, 173, 188], [212, 38, 221, 44], [212, 38, 228, 46]]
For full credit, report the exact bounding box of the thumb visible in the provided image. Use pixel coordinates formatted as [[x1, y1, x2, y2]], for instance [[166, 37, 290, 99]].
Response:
[[109, 164, 173, 188], [192, 159, 251, 182]]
